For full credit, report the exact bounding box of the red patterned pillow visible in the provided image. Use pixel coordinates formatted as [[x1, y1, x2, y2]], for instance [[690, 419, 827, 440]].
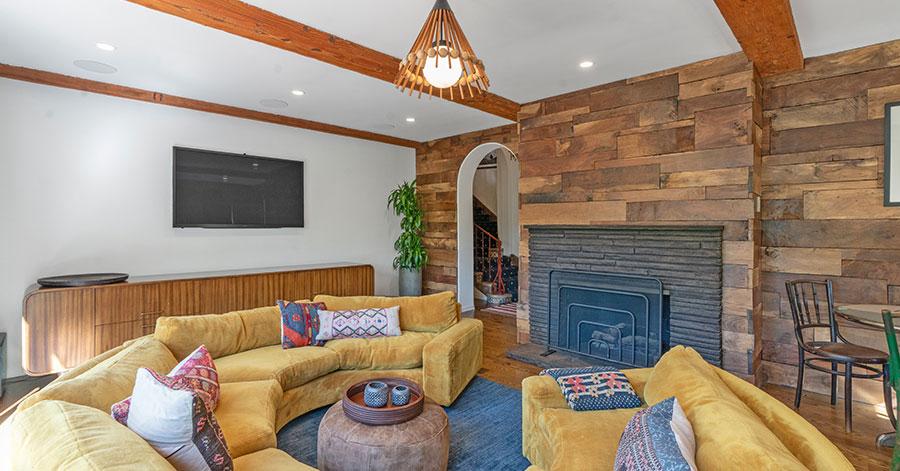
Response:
[[127, 368, 232, 470], [278, 300, 328, 348], [112, 344, 218, 424]]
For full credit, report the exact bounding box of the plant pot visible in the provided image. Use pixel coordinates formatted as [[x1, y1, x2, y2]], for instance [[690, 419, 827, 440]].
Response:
[[399, 268, 422, 296]]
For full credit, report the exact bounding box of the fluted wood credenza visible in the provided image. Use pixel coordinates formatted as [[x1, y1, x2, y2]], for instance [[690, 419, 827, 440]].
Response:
[[22, 263, 375, 375]]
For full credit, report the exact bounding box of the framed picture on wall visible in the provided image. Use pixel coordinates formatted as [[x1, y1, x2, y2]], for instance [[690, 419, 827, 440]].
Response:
[[886, 101, 900, 206]]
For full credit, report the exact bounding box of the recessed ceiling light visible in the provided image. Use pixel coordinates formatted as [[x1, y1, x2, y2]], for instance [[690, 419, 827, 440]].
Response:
[[291, 89, 305, 96], [259, 98, 288, 109], [405, 117, 416, 123], [95, 42, 116, 52], [579, 61, 594, 69], [73, 60, 117, 74]]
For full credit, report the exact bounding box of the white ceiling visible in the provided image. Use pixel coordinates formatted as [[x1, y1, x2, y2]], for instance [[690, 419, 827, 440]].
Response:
[[247, 0, 742, 104], [791, 0, 900, 58], [0, 1, 898, 143]]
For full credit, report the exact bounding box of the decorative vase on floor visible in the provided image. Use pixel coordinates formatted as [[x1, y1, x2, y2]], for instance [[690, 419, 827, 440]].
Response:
[[364, 381, 389, 408], [399, 268, 422, 296], [391, 385, 410, 406]]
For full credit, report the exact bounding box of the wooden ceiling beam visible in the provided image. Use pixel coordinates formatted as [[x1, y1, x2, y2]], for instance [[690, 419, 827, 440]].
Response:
[[124, 0, 520, 121], [714, 0, 804, 76], [0, 64, 420, 149]]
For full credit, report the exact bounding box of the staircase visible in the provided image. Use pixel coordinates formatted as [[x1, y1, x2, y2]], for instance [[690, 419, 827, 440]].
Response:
[[473, 198, 514, 306]]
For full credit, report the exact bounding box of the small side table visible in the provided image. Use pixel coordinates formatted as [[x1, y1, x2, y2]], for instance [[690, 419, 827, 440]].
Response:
[[317, 399, 450, 471]]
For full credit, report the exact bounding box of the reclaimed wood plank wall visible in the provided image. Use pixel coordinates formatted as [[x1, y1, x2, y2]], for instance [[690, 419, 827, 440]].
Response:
[[515, 53, 764, 380], [416, 125, 520, 294], [416, 39, 900, 391], [417, 52, 765, 381], [760, 40, 900, 402]]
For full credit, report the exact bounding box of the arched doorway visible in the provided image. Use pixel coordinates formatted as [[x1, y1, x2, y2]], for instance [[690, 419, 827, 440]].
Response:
[[456, 143, 519, 312]]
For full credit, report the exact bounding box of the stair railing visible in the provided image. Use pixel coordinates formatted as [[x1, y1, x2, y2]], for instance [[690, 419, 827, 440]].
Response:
[[474, 223, 505, 295]]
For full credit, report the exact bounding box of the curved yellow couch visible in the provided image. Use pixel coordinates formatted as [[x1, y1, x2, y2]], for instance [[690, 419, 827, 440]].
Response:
[[7, 291, 483, 470], [522, 346, 854, 471]]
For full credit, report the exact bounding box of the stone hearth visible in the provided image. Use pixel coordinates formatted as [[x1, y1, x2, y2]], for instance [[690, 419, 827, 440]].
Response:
[[517, 226, 726, 369]]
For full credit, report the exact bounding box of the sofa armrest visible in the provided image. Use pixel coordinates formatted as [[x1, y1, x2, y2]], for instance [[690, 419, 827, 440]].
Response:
[[422, 318, 483, 406]]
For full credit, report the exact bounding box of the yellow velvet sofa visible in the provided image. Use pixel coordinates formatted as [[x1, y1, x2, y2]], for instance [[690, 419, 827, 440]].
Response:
[[523, 346, 854, 471], [7, 291, 483, 470]]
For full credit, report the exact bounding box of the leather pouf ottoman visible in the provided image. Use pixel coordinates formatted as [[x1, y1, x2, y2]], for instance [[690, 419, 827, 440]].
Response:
[[317, 400, 450, 471]]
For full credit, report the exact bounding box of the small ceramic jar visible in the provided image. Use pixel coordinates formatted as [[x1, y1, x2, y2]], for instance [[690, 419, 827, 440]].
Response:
[[392, 385, 410, 406], [364, 381, 389, 408]]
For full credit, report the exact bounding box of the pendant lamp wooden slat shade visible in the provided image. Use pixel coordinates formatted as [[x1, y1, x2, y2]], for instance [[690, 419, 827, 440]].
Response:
[[396, 0, 490, 99]]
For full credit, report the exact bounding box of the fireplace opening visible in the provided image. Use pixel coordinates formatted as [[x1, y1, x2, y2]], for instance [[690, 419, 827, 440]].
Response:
[[546, 270, 670, 368]]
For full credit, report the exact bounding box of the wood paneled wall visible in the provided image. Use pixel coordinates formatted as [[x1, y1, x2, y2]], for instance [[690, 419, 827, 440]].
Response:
[[417, 125, 520, 294], [417, 53, 765, 381], [516, 53, 764, 380], [760, 40, 900, 402], [416, 38, 900, 391]]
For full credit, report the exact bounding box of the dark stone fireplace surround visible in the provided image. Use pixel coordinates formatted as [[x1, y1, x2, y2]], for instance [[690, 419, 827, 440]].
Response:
[[528, 225, 724, 366]]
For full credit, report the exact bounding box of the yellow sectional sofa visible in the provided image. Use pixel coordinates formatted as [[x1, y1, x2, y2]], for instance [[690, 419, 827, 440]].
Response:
[[523, 346, 854, 471], [8, 291, 483, 470]]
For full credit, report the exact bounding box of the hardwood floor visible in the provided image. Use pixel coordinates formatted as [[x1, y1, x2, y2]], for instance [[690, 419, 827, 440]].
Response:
[[474, 309, 894, 470]]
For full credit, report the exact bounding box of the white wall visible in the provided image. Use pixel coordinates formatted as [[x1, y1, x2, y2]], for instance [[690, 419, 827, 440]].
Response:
[[472, 167, 498, 214], [496, 148, 520, 256], [0, 80, 415, 378]]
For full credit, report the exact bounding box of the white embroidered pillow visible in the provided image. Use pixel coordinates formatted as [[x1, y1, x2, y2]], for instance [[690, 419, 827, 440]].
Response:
[[316, 306, 401, 341]]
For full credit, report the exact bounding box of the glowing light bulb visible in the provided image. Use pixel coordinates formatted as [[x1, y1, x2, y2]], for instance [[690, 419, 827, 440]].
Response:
[[423, 44, 462, 89]]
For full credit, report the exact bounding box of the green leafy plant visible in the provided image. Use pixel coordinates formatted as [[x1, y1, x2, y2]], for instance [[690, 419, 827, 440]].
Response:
[[387, 180, 428, 270]]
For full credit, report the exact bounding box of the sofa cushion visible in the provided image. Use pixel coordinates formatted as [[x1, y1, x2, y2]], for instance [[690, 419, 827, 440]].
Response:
[[19, 336, 178, 413], [541, 367, 642, 411], [233, 448, 315, 471], [278, 300, 328, 348], [215, 345, 340, 390], [324, 331, 435, 370], [10, 400, 174, 470], [643, 346, 806, 470], [124, 368, 233, 470], [614, 397, 697, 471], [314, 291, 459, 333], [215, 380, 282, 458], [540, 406, 641, 470], [155, 306, 281, 359], [112, 344, 220, 425], [316, 307, 402, 341]]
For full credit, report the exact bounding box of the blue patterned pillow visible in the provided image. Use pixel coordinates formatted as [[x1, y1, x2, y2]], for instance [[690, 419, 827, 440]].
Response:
[[277, 300, 327, 348], [540, 367, 642, 411], [614, 397, 697, 471]]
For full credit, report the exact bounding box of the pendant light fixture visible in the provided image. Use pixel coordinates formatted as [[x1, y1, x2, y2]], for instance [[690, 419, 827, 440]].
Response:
[[396, 0, 490, 99]]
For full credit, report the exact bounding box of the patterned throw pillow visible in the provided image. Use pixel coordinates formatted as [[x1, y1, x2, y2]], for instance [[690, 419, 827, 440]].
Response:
[[614, 397, 698, 471], [541, 366, 642, 411], [111, 344, 219, 424], [126, 368, 232, 471], [315, 306, 402, 341], [278, 300, 328, 348]]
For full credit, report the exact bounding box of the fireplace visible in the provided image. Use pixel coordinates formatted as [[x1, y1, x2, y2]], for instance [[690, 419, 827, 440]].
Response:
[[527, 226, 723, 367], [547, 271, 669, 368]]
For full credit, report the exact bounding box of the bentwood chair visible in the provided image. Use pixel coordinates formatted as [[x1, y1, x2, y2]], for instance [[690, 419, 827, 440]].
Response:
[[879, 310, 900, 468], [785, 280, 890, 432]]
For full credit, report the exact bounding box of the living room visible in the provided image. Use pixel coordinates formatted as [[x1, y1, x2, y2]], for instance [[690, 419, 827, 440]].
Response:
[[2, 1, 900, 470]]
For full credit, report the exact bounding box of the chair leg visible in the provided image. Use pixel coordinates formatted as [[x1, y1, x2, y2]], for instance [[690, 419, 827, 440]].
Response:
[[830, 361, 837, 406], [844, 362, 853, 433], [794, 349, 805, 409], [885, 365, 897, 429]]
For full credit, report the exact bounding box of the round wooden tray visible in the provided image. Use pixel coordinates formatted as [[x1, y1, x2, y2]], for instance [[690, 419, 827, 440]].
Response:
[[37, 273, 129, 288], [342, 378, 424, 426]]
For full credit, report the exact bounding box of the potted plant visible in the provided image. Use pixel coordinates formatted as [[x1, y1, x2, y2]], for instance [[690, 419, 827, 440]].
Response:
[[388, 180, 428, 296]]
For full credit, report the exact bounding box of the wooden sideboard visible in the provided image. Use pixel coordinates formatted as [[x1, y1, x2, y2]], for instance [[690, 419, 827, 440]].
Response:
[[22, 263, 374, 375]]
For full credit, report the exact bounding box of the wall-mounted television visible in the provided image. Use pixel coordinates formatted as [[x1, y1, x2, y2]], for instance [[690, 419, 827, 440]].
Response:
[[173, 146, 304, 228]]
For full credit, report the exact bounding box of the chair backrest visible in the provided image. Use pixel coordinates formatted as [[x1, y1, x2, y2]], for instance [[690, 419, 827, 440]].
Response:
[[785, 280, 838, 348]]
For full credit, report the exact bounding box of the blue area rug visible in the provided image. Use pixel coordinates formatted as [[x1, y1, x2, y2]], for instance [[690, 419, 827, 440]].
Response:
[[277, 377, 532, 470]]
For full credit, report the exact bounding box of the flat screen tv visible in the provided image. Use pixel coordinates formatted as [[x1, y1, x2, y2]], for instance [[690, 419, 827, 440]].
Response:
[[173, 146, 304, 228]]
